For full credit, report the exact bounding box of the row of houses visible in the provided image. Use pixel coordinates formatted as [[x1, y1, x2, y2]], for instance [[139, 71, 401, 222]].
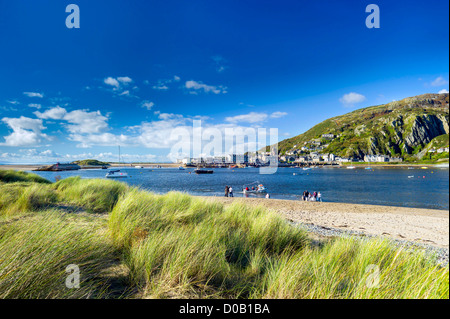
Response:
[[179, 152, 276, 165], [363, 155, 403, 163], [181, 152, 405, 166], [428, 147, 449, 153], [280, 153, 403, 164]]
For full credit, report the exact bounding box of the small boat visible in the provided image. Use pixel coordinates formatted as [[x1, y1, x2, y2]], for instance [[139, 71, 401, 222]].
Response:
[[408, 167, 415, 170], [194, 169, 213, 174], [178, 166, 185, 170], [302, 167, 311, 171], [421, 167, 428, 169], [135, 166, 143, 168], [243, 183, 267, 194], [365, 167, 372, 170], [408, 175, 414, 178], [347, 166, 356, 169], [105, 170, 128, 178]]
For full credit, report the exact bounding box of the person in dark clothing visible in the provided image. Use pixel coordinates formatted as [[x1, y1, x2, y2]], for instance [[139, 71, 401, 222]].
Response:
[[225, 185, 229, 197]]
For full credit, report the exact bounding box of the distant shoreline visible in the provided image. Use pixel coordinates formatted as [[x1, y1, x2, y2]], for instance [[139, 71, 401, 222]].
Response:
[[0, 162, 448, 171]]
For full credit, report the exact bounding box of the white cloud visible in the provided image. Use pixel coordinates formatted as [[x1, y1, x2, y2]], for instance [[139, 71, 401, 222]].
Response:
[[339, 92, 366, 107], [152, 83, 169, 90], [34, 106, 67, 120], [225, 112, 269, 124], [63, 110, 109, 134], [117, 76, 133, 84], [174, 75, 181, 82], [141, 101, 155, 110], [270, 111, 288, 119], [119, 90, 130, 96], [438, 89, 449, 94], [35, 106, 109, 134], [69, 132, 131, 148], [430, 76, 449, 87], [0, 116, 49, 147], [7, 100, 19, 105], [104, 77, 120, 88], [23, 92, 44, 98], [185, 80, 227, 94]]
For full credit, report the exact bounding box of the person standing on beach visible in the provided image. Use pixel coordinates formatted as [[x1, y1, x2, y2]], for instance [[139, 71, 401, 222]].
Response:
[[225, 186, 229, 197], [317, 192, 322, 202], [229, 186, 234, 197]]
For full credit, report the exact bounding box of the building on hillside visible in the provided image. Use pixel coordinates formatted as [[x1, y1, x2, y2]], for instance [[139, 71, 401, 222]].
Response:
[[322, 134, 335, 140]]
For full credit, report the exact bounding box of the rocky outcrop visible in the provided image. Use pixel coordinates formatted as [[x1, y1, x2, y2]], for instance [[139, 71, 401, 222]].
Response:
[[405, 114, 449, 148]]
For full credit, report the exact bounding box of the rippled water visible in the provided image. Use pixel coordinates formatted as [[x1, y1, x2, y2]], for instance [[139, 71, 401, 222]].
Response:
[[30, 166, 449, 210]]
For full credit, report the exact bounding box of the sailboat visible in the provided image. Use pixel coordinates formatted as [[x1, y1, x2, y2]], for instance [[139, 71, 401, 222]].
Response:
[[106, 145, 128, 178]]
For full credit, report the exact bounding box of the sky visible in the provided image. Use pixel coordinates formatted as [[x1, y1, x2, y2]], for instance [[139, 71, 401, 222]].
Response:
[[0, 0, 448, 163]]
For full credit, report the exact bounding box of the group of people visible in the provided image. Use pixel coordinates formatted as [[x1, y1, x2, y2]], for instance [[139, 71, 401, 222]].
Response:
[[224, 185, 234, 197], [302, 190, 322, 202]]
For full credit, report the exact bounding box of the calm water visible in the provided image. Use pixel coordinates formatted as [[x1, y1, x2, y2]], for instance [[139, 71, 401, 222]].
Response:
[[29, 166, 449, 210]]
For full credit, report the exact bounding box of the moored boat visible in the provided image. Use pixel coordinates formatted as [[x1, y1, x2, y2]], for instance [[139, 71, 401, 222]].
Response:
[[105, 170, 128, 178], [194, 169, 213, 174]]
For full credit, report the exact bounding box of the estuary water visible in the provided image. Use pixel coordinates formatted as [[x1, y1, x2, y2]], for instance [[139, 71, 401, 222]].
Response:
[[29, 166, 449, 210]]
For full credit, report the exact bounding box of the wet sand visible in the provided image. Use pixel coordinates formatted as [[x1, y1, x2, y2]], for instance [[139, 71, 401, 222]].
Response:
[[199, 196, 449, 248]]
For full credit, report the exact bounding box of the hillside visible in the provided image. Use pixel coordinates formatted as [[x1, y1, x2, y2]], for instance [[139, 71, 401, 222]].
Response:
[[275, 93, 449, 161], [71, 159, 110, 166]]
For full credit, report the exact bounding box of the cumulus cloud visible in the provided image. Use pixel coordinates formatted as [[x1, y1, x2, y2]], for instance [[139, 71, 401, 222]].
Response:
[[103, 77, 120, 88], [103, 76, 135, 97], [34, 106, 109, 134], [141, 101, 155, 110], [339, 92, 366, 107], [185, 80, 227, 94], [438, 89, 449, 94], [0, 116, 49, 147], [117, 76, 133, 84]]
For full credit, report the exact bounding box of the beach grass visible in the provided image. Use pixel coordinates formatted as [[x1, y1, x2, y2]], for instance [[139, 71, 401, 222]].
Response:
[[53, 176, 129, 213], [0, 169, 51, 184], [0, 211, 118, 298], [0, 172, 448, 299]]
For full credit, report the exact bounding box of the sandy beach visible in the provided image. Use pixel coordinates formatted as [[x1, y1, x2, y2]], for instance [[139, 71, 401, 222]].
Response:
[[200, 196, 449, 248]]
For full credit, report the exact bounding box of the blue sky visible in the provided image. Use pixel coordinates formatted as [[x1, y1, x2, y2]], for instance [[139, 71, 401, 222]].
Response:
[[0, 0, 448, 163]]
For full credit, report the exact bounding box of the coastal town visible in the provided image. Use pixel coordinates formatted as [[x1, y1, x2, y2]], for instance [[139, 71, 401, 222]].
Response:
[[176, 132, 449, 167]]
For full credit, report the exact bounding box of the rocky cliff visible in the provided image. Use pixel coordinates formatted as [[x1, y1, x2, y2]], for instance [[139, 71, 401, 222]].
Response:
[[276, 93, 449, 160]]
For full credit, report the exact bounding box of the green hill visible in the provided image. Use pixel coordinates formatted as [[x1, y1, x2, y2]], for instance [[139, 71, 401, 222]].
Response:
[[275, 93, 449, 161], [71, 159, 110, 166]]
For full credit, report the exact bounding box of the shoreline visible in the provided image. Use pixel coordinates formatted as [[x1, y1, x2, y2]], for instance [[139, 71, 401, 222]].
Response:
[[0, 162, 448, 171], [198, 196, 449, 249]]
